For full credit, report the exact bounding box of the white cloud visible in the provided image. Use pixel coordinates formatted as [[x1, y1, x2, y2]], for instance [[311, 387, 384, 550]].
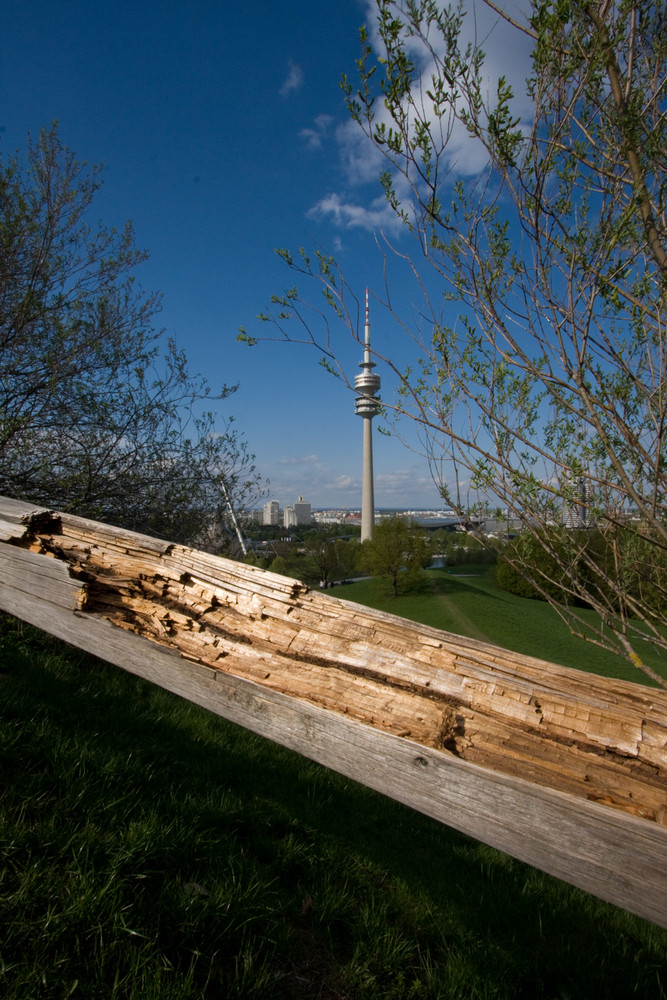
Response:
[[335, 118, 386, 187], [376, 467, 441, 501], [278, 454, 320, 466], [307, 191, 404, 234], [339, 0, 534, 185], [300, 114, 334, 149], [280, 60, 304, 98], [330, 474, 356, 490]]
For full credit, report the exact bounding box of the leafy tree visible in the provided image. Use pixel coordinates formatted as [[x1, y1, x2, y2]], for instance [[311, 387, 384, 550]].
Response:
[[305, 533, 360, 586], [1, 126, 262, 545], [496, 530, 578, 602], [306, 536, 340, 587], [333, 537, 360, 581], [362, 517, 431, 596], [245, 1, 667, 683], [499, 526, 667, 620], [433, 528, 494, 566], [268, 554, 289, 576]]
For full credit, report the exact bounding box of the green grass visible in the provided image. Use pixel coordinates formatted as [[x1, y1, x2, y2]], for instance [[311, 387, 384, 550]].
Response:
[[1, 617, 666, 999], [339, 566, 667, 686]]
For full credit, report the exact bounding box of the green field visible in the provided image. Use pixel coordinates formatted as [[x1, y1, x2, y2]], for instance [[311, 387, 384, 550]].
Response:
[[339, 565, 667, 686], [1, 588, 666, 998]]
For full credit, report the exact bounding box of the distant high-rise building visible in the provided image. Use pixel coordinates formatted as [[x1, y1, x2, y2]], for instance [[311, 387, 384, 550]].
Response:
[[563, 476, 594, 528], [263, 500, 280, 526], [284, 497, 311, 527], [355, 290, 381, 541], [293, 496, 311, 524]]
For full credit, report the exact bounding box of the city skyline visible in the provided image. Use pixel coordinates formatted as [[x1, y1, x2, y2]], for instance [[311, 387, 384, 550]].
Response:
[[254, 499, 455, 511]]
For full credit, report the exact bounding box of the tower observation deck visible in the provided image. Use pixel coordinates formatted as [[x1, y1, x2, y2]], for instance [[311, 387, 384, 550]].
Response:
[[355, 290, 381, 541]]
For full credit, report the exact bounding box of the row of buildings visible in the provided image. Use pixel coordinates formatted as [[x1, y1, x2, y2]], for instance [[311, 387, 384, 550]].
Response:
[[259, 496, 312, 528]]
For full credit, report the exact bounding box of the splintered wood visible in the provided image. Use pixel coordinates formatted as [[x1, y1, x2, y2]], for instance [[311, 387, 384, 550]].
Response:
[[9, 504, 667, 825]]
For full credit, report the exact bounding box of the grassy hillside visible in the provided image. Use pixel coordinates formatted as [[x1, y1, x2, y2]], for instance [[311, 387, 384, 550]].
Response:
[[339, 566, 667, 686], [1, 616, 666, 999]]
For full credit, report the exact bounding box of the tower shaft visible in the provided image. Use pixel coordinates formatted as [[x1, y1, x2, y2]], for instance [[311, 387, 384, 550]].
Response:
[[355, 290, 381, 542], [361, 414, 375, 542]]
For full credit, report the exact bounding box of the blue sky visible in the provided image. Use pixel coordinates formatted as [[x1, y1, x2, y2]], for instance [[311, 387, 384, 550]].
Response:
[[2, 0, 532, 510]]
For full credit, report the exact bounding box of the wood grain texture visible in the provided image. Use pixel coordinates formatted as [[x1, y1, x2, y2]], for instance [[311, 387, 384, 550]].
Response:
[[1, 496, 666, 928]]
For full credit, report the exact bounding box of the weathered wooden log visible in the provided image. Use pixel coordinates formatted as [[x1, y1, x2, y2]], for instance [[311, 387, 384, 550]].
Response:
[[1, 496, 666, 928]]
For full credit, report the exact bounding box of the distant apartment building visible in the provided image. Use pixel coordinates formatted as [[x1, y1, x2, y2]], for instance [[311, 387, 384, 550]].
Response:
[[284, 496, 312, 527], [563, 476, 595, 528], [262, 497, 312, 528], [263, 500, 281, 526], [293, 495, 311, 524]]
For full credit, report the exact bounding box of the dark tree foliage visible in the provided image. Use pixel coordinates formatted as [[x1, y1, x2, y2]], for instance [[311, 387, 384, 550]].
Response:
[[0, 126, 262, 546], [498, 527, 667, 619], [305, 534, 360, 586]]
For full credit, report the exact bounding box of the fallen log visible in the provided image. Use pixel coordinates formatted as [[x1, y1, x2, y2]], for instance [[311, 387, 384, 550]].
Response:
[[1, 496, 666, 928]]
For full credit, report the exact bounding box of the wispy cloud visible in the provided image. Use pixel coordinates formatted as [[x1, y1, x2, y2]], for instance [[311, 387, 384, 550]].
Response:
[[335, 118, 386, 187], [307, 192, 405, 235], [300, 114, 334, 150], [376, 467, 437, 499], [278, 454, 320, 466], [280, 60, 304, 98]]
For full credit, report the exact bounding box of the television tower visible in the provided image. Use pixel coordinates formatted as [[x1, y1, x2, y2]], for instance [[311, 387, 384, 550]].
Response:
[[355, 289, 381, 541]]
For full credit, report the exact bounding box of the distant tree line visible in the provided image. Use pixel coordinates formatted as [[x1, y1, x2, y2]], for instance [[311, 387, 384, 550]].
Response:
[[430, 530, 496, 568], [246, 518, 492, 596]]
